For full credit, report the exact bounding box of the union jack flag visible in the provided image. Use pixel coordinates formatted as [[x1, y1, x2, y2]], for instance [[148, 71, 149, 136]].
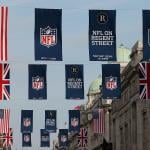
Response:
[[139, 62, 150, 100], [0, 64, 10, 100], [77, 128, 88, 148], [0, 128, 13, 148], [0, 7, 8, 61]]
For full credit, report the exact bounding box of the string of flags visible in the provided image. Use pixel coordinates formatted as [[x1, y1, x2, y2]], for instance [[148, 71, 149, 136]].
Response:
[[0, 108, 106, 149], [0, 7, 149, 101], [0, 62, 122, 101], [0, 5, 150, 149], [0, 7, 150, 63]]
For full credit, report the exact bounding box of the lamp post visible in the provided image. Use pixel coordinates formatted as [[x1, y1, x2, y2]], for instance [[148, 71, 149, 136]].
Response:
[[99, 84, 112, 147], [99, 85, 103, 108]]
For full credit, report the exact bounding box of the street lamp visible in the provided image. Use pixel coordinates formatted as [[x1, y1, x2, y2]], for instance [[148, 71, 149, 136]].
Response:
[[99, 85, 103, 108]]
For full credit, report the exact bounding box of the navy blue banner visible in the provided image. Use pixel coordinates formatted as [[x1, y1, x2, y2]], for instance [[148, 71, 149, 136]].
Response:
[[59, 129, 68, 148], [21, 110, 33, 133], [35, 8, 62, 61], [40, 129, 50, 147], [22, 133, 31, 147], [69, 110, 80, 133], [89, 10, 116, 61], [102, 64, 120, 99], [45, 110, 56, 133], [29, 64, 47, 99], [143, 10, 150, 61], [65, 65, 84, 99]]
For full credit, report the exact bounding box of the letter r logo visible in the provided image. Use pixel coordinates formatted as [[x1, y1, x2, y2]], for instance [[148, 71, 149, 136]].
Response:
[[97, 13, 108, 24]]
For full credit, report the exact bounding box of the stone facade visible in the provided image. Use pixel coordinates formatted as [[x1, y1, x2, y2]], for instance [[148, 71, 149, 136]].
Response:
[[111, 41, 150, 150]]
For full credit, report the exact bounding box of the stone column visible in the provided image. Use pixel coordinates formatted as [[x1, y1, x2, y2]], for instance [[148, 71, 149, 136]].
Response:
[[115, 118, 120, 150], [136, 102, 143, 150], [131, 102, 137, 150]]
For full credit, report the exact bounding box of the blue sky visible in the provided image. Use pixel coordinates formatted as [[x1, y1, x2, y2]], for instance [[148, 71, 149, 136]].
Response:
[[0, 0, 149, 149]]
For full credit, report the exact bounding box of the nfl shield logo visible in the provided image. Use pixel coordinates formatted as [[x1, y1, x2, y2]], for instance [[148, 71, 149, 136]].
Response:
[[24, 135, 30, 142], [105, 76, 117, 90], [71, 117, 79, 127], [32, 76, 44, 90], [61, 135, 67, 143], [40, 26, 57, 48], [23, 118, 31, 127]]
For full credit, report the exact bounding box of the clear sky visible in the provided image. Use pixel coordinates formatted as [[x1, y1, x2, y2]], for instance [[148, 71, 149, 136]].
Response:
[[0, 0, 149, 149]]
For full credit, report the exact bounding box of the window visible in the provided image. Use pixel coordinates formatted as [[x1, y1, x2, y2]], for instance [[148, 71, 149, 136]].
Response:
[[132, 102, 137, 144], [125, 124, 129, 150], [120, 127, 124, 150], [113, 119, 116, 150]]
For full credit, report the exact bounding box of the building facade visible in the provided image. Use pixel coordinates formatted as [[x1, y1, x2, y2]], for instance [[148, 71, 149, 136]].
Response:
[[111, 41, 150, 150]]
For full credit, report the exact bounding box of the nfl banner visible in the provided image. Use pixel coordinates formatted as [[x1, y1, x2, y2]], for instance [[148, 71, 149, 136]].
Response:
[[59, 129, 68, 148], [40, 129, 50, 147], [45, 110, 57, 132], [21, 110, 33, 133], [22, 133, 31, 147], [35, 8, 62, 61], [102, 64, 121, 99], [69, 110, 80, 133], [65, 65, 84, 99], [143, 10, 150, 61], [89, 10, 116, 61], [29, 64, 47, 99]]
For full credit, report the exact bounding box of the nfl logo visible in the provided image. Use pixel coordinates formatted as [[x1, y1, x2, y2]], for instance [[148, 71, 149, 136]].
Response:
[[71, 117, 79, 127], [32, 76, 44, 90], [24, 135, 30, 142], [23, 118, 31, 127], [40, 26, 57, 48], [105, 76, 117, 90], [61, 135, 67, 143]]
